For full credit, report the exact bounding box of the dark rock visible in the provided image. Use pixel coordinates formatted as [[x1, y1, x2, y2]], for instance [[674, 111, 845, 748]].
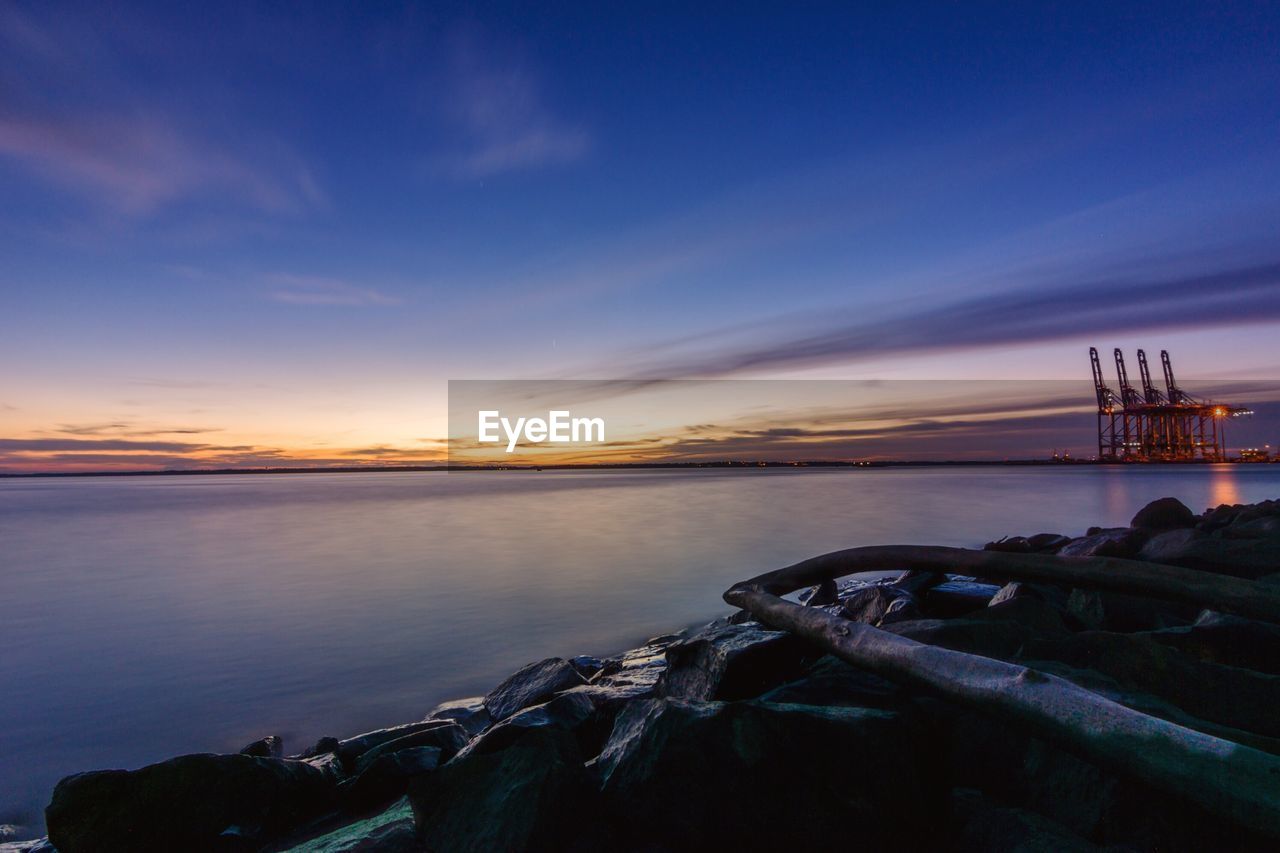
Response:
[[799, 577, 838, 606], [840, 584, 917, 625], [1022, 630, 1280, 738], [1222, 515, 1280, 540], [240, 735, 283, 759], [456, 690, 597, 759], [939, 706, 1271, 851], [568, 655, 605, 679], [351, 722, 467, 775], [1144, 610, 1280, 675], [923, 579, 999, 617], [1136, 531, 1280, 579], [1027, 533, 1071, 553], [336, 721, 459, 772], [756, 655, 904, 709], [594, 698, 939, 849], [989, 581, 1030, 606], [308, 737, 341, 758], [1066, 587, 1192, 632], [425, 697, 490, 737], [890, 569, 947, 596], [338, 747, 441, 815], [973, 596, 1071, 636], [46, 754, 333, 853], [409, 727, 604, 853], [1199, 503, 1241, 532], [948, 788, 1099, 852], [984, 536, 1032, 553], [880, 617, 1044, 661], [1059, 527, 1149, 558], [1131, 497, 1196, 530], [655, 621, 817, 701], [275, 797, 418, 852], [484, 657, 588, 722]]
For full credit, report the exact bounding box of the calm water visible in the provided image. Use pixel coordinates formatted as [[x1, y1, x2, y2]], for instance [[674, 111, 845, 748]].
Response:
[[3, 465, 1279, 833]]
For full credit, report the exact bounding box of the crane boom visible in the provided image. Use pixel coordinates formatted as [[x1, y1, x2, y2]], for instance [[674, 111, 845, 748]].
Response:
[[1137, 349, 1164, 404], [1114, 349, 1143, 408]]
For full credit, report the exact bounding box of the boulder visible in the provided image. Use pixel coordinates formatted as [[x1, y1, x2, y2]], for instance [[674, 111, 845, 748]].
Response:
[[1131, 497, 1197, 530], [1065, 587, 1192, 632], [1136, 531, 1280, 579], [840, 584, 917, 625], [948, 788, 1100, 852], [568, 655, 605, 680], [350, 722, 467, 775], [880, 617, 1044, 661], [456, 690, 598, 759], [1027, 533, 1072, 553], [484, 658, 588, 722], [655, 622, 817, 701], [276, 797, 418, 852], [240, 736, 283, 759], [1144, 611, 1280, 675], [923, 579, 999, 617], [594, 698, 938, 849], [424, 697, 490, 737], [756, 654, 904, 709], [336, 721, 459, 772], [1021, 630, 1280, 738], [799, 577, 838, 606], [409, 727, 604, 853], [1221, 515, 1280, 540], [1059, 528, 1148, 558], [45, 754, 334, 852], [984, 536, 1032, 553], [338, 747, 441, 815]]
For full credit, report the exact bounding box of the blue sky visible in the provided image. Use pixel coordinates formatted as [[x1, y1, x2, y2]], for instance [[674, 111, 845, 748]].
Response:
[[2, 1, 1279, 469]]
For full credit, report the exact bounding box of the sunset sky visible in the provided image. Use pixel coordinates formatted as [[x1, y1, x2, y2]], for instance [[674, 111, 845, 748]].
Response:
[[3, 2, 1280, 471]]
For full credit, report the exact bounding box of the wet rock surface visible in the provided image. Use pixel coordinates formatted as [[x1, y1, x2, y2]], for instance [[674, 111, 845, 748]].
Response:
[[27, 494, 1280, 852]]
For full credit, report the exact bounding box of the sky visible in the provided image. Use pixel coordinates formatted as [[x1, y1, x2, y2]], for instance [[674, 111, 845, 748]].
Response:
[[2, 1, 1280, 471]]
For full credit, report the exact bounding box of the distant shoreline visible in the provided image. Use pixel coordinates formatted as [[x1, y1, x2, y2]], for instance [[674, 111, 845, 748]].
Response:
[[3, 458, 1273, 479]]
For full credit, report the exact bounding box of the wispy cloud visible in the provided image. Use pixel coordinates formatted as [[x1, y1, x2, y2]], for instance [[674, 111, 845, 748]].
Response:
[[0, 6, 324, 217], [433, 31, 590, 178], [622, 257, 1280, 379], [53, 422, 222, 437], [265, 273, 402, 307]]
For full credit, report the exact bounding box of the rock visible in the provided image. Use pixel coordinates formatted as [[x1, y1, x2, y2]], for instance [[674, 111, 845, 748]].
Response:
[[799, 577, 838, 606], [923, 580, 999, 617], [948, 788, 1100, 852], [1066, 587, 1192, 632], [45, 754, 334, 853], [840, 584, 917, 625], [880, 617, 1044, 661], [409, 728, 603, 853], [1131, 497, 1197, 530], [1144, 611, 1280, 675], [424, 697, 490, 737], [989, 581, 1030, 606], [1021, 630, 1280, 738], [890, 570, 947, 596], [1221, 515, 1280, 540], [351, 722, 467, 775], [1059, 527, 1148, 558], [456, 690, 597, 759], [336, 721, 461, 772], [0, 840, 55, 853], [655, 621, 817, 701], [984, 536, 1032, 553], [756, 655, 904, 709], [241, 735, 283, 758], [484, 657, 588, 722], [568, 655, 605, 679], [303, 737, 341, 758], [338, 747, 441, 815], [594, 698, 939, 849], [974, 596, 1071, 636], [1027, 533, 1071, 552], [1137, 531, 1280, 579], [276, 797, 418, 852]]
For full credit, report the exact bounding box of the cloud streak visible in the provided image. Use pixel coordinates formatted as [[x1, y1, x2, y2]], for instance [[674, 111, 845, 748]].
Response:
[[627, 258, 1280, 378], [434, 32, 589, 178], [265, 274, 401, 307]]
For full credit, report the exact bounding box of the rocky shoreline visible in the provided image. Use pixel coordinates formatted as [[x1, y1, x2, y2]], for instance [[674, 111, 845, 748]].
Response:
[[6, 496, 1280, 852]]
